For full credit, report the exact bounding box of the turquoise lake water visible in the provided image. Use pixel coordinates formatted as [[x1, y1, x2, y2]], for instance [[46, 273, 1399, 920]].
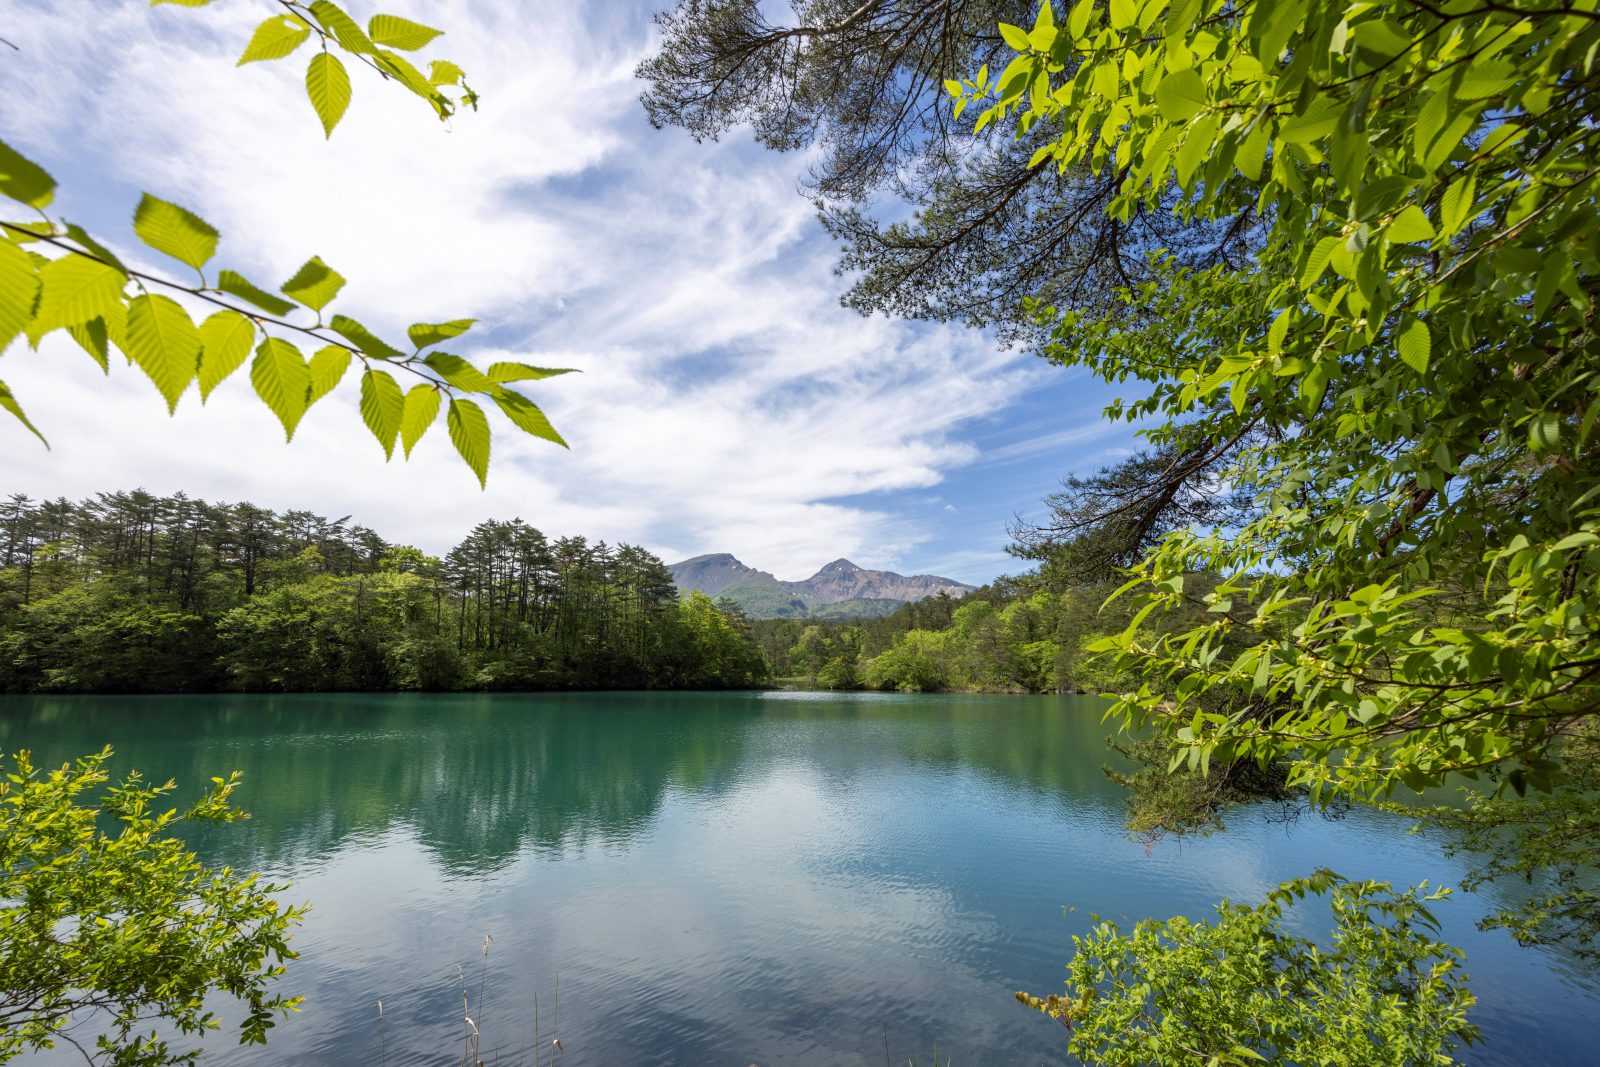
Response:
[[3, 691, 1596, 1065]]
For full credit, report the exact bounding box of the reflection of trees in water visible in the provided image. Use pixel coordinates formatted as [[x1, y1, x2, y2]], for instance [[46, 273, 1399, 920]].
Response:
[[2, 694, 1134, 875], [26, 690, 1578, 952], [0, 693, 765, 874]]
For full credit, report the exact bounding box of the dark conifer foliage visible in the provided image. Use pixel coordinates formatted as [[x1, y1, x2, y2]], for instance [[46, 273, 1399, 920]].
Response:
[[0, 491, 766, 693]]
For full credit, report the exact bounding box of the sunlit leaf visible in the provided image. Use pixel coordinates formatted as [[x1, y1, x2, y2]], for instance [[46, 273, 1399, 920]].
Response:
[[67, 318, 109, 372], [407, 319, 474, 349], [1156, 69, 1206, 122], [1398, 320, 1430, 374], [0, 378, 46, 445], [368, 13, 443, 50], [62, 222, 129, 275], [308, 345, 351, 405], [447, 396, 490, 486], [198, 310, 255, 400], [251, 337, 311, 440], [422, 351, 495, 392], [486, 362, 576, 383], [308, 0, 374, 54], [133, 193, 220, 271], [238, 14, 312, 65], [218, 270, 296, 316], [0, 139, 57, 210], [0, 238, 40, 353], [34, 255, 125, 335], [359, 366, 404, 458], [329, 314, 403, 359], [400, 383, 440, 457], [279, 256, 345, 312], [124, 294, 201, 413], [306, 52, 352, 139], [491, 386, 566, 447]]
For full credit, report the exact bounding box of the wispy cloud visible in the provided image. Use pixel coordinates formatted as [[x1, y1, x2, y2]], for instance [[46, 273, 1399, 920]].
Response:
[[0, 0, 1090, 584]]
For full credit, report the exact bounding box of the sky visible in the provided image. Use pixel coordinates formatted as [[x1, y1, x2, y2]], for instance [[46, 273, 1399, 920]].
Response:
[[0, 0, 1140, 587]]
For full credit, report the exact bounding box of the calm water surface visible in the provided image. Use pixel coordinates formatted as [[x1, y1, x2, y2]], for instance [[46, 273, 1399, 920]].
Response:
[[4, 691, 1597, 1066]]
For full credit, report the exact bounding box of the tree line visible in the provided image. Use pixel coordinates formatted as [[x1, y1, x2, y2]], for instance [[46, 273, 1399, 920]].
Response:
[[0, 490, 767, 693], [750, 568, 1216, 695]]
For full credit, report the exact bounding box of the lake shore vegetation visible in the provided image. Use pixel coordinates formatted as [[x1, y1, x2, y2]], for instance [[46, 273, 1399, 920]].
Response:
[[0, 491, 768, 694]]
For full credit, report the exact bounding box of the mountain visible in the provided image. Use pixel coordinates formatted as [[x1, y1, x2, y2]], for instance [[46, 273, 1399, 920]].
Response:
[[666, 554, 778, 599], [667, 554, 976, 619]]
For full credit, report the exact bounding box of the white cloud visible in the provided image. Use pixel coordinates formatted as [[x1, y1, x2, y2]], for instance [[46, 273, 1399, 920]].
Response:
[[0, 0, 1038, 580]]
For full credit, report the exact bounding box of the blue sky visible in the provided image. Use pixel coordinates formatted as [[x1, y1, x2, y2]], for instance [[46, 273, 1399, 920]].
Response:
[[0, 0, 1141, 586]]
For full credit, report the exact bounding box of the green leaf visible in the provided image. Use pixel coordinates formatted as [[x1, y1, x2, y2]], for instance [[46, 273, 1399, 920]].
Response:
[[0, 238, 40, 353], [1267, 309, 1291, 357], [400, 383, 440, 457], [1278, 99, 1340, 145], [491, 387, 566, 447], [67, 318, 109, 371], [486, 362, 576, 383], [238, 14, 312, 64], [428, 59, 465, 86], [306, 52, 353, 139], [62, 222, 129, 274], [1387, 205, 1435, 244], [447, 397, 491, 487], [999, 23, 1031, 51], [422, 351, 495, 391], [0, 138, 56, 209], [1234, 125, 1269, 181], [35, 255, 126, 335], [308, 0, 374, 53], [1109, 0, 1137, 31], [359, 366, 404, 458], [1174, 114, 1219, 188], [307, 345, 351, 405], [1439, 173, 1477, 238], [198, 310, 255, 400], [217, 270, 296, 316], [368, 13, 443, 50], [1298, 236, 1339, 290], [251, 337, 312, 440], [0, 378, 46, 445], [1424, 113, 1475, 172], [124, 293, 201, 413], [1299, 361, 1330, 410], [407, 318, 474, 349], [1398, 319, 1430, 374], [1156, 69, 1207, 122], [133, 193, 219, 271], [279, 256, 345, 312], [372, 50, 447, 115], [1068, 0, 1095, 38], [329, 314, 403, 359], [1528, 412, 1561, 452]]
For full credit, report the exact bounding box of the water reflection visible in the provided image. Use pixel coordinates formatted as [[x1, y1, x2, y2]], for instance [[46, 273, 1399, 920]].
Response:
[[3, 691, 1596, 1066]]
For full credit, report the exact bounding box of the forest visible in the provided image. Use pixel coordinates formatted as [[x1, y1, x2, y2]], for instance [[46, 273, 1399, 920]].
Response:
[[0, 491, 767, 693]]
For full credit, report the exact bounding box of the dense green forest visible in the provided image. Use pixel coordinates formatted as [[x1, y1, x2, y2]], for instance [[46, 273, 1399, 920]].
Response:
[[0, 491, 767, 693], [752, 570, 1213, 695]]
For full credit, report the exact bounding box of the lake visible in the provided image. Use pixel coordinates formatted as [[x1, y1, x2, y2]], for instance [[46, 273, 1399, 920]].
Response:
[[3, 691, 1596, 1065]]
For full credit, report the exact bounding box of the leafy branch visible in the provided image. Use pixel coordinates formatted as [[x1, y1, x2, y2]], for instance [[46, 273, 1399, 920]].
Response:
[[0, 141, 570, 486], [155, 0, 479, 137]]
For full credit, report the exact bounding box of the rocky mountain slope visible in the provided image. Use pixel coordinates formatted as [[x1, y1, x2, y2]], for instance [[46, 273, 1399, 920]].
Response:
[[667, 553, 975, 619]]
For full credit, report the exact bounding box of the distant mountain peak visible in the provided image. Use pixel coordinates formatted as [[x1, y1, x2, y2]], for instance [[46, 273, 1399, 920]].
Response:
[[679, 552, 745, 566], [666, 552, 977, 619]]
